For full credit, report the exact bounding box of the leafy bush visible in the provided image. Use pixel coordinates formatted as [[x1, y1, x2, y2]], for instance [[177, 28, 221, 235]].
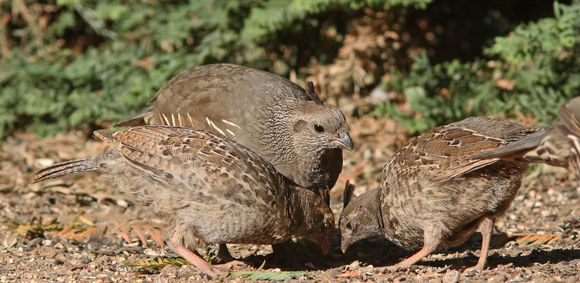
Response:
[[375, 1, 580, 133], [0, 0, 430, 138], [1, 0, 576, 138]]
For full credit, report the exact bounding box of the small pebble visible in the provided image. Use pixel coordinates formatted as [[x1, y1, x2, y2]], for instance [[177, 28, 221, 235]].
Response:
[[160, 264, 178, 277], [442, 270, 460, 283], [27, 238, 42, 247], [143, 248, 163, 257], [463, 269, 479, 277], [35, 158, 55, 167], [347, 260, 361, 270]]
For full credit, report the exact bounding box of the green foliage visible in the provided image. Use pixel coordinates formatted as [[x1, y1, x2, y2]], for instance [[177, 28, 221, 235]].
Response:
[[8, 217, 62, 238], [0, 0, 431, 138], [242, 0, 430, 43], [375, 1, 580, 133], [230, 270, 310, 280], [124, 259, 311, 279], [123, 257, 189, 270], [1, 0, 577, 138], [0, 48, 178, 137], [487, 2, 579, 66]]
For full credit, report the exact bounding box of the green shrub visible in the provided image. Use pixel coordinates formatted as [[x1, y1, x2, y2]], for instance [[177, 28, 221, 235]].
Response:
[[0, 0, 430, 138], [375, 1, 580, 133], [1, 0, 576, 138]]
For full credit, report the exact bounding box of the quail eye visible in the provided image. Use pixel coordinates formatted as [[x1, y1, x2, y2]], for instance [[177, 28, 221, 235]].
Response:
[[314, 124, 325, 133]]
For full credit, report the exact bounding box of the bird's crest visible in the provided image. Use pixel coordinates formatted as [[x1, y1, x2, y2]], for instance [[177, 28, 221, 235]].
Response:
[[305, 81, 323, 105]]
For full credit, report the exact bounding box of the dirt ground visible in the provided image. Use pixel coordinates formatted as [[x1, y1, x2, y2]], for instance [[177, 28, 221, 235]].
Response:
[[0, 115, 578, 282]]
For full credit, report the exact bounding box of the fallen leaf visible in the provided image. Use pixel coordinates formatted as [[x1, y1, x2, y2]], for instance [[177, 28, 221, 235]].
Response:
[[230, 270, 309, 281]]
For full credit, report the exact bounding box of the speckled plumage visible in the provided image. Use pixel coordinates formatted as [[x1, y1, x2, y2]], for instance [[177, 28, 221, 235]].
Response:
[[340, 97, 580, 270], [33, 126, 334, 277], [116, 64, 353, 196]]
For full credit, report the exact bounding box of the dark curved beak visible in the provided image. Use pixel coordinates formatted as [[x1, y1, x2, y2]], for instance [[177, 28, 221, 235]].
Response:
[[334, 132, 354, 150], [320, 238, 330, 255], [311, 236, 330, 255], [340, 237, 351, 254]]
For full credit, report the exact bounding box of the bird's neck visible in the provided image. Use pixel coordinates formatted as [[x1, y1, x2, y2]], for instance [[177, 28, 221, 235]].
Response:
[[258, 106, 299, 161], [361, 188, 387, 236], [287, 186, 324, 234], [272, 142, 329, 189]]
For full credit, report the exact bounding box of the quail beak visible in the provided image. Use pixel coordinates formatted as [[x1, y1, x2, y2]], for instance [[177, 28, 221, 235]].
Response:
[[340, 237, 351, 254], [318, 237, 331, 255], [309, 234, 331, 255], [334, 132, 354, 150]]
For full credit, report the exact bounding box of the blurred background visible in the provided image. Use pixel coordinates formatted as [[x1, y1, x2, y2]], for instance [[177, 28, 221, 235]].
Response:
[[1, 0, 578, 140]]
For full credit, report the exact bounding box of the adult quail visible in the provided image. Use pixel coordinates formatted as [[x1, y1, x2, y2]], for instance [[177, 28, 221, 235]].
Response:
[[116, 64, 353, 196], [340, 97, 580, 271], [33, 126, 335, 277]]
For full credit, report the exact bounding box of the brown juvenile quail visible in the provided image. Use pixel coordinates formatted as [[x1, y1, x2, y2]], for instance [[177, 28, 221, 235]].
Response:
[[340, 97, 580, 271], [116, 64, 353, 196], [33, 126, 334, 277]]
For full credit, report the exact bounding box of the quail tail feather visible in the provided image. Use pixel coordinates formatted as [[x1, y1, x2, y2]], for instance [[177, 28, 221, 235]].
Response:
[[558, 96, 580, 176], [33, 158, 98, 183], [114, 107, 153, 127], [474, 97, 580, 175], [531, 97, 580, 174]]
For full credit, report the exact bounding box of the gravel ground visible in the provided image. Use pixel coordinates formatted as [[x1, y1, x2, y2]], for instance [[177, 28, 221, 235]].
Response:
[[0, 117, 578, 282]]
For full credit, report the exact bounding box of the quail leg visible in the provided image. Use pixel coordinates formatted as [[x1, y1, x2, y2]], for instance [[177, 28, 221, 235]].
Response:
[[167, 235, 225, 277], [113, 220, 165, 248], [271, 240, 320, 262], [382, 229, 442, 272], [214, 244, 249, 268], [468, 216, 494, 271], [217, 244, 234, 262]]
